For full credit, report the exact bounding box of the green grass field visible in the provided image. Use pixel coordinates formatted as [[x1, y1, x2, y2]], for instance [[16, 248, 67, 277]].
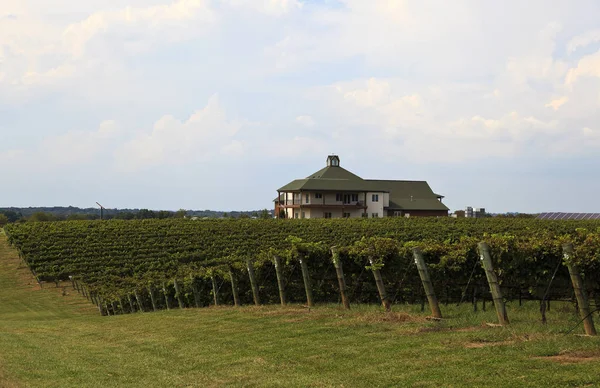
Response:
[[1, 233, 600, 388]]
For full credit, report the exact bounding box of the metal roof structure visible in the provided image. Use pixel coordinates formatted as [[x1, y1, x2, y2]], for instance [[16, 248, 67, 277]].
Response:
[[537, 212, 600, 220]]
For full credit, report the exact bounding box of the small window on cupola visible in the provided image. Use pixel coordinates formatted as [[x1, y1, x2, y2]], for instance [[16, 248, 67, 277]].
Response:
[[327, 155, 340, 167]]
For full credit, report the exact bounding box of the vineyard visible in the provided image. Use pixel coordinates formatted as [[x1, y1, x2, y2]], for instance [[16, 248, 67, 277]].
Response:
[[4, 218, 600, 327]]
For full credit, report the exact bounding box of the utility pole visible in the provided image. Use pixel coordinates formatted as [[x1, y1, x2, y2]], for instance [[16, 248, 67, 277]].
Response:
[[96, 202, 105, 220]]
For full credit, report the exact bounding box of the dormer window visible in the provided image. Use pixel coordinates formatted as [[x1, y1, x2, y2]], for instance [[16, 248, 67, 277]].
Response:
[[327, 155, 340, 167]]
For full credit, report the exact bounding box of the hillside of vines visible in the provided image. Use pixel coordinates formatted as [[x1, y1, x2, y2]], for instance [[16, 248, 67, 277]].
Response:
[[4, 218, 600, 315]]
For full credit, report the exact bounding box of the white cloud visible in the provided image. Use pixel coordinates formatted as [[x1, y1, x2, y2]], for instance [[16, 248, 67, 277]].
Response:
[[0, 0, 216, 94], [565, 50, 600, 87], [583, 127, 600, 138], [42, 120, 122, 166], [568, 29, 600, 54], [114, 95, 242, 172], [343, 78, 392, 107], [269, 136, 327, 159], [309, 73, 596, 163], [545, 96, 569, 110], [296, 115, 315, 127], [225, 0, 302, 16], [62, 0, 216, 58], [221, 140, 244, 156]]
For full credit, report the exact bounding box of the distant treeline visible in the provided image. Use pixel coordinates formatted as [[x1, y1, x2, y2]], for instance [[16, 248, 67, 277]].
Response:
[[0, 207, 273, 225]]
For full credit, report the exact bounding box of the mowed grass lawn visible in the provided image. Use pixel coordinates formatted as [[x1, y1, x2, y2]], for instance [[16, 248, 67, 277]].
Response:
[[1, 234, 600, 387]]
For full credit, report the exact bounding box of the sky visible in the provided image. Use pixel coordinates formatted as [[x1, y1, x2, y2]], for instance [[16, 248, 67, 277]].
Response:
[[1, 0, 600, 213]]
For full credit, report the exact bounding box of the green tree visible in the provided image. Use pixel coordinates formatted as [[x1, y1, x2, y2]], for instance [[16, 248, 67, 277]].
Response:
[[259, 209, 271, 219], [115, 212, 135, 220], [66, 214, 91, 221], [174, 209, 187, 218], [1, 211, 21, 223], [157, 211, 172, 219], [28, 212, 59, 222], [0, 214, 8, 227], [137, 209, 156, 219]]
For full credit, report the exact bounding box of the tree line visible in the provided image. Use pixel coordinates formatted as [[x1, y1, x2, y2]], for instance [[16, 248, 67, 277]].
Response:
[[0, 207, 272, 226]]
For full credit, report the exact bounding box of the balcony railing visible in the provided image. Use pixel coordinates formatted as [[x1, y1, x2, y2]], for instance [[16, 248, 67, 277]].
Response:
[[281, 199, 366, 207]]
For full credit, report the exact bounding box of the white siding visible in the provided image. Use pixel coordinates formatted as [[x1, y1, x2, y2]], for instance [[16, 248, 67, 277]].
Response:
[[366, 192, 385, 218]]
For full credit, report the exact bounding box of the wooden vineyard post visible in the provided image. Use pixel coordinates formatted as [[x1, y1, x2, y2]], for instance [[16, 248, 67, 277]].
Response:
[[331, 246, 350, 309], [115, 300, 123, 315], [229, 267, 241, 307], [412, 248, 442, 319], [97, 296, 105, 316], [298, 254, 314, 308], [173, 279, 185, 309], [563, 243, 597, 336], [190, 276, 202, 308], [127, 294, 136, 313], [273, 255, 287, 306], [246, 259, 261, 306], [134, 290, 144, 313], [478, 242, 509, 325], [368, 258, 391, 312], [211, 276, 219, 306], [482, 287, 486, 312], [162, 282, 171, 310], [148, 286, 158, 312]]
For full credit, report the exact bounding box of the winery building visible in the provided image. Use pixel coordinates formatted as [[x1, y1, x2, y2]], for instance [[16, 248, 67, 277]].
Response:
[[275, 155, 449, 219]]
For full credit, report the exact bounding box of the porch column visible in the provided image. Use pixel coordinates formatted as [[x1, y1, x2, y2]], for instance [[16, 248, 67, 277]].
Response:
[[277, 191, 281, 219]]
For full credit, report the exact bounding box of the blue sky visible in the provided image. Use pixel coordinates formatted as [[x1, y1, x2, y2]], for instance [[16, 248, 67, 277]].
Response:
[[2, 0, 600, 213]]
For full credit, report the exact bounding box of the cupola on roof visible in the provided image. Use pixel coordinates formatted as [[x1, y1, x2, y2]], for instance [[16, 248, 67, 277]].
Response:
[[326, 155, 340, 167]]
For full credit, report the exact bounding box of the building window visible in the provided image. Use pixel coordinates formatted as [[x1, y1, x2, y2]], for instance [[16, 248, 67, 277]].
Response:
[[305, 194, 310, 204], [336, 193, 343, 202], [301, 212, 306, 219], [351, 194, 358, 202], [372, 194, 379, 202], [294, 213, 299, 219], [362, 213, 368, 218], [324, 212, 332, 219], [343, 212, 351, 218], [394, 211, 402, 217], [372, 213, 379, 218], [315, 193, 322, 199]]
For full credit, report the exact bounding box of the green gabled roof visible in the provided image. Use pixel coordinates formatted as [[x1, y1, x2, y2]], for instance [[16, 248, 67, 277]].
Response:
[[307, 165, 363, 181], [364, 180, 449, 211], [388, 198, 449, 211], [278, 178, 376, 192], [278, 165, 370, 192]]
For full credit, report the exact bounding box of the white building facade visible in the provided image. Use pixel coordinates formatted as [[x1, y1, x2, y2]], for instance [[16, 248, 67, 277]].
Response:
[[281, 191, 388, 219]]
